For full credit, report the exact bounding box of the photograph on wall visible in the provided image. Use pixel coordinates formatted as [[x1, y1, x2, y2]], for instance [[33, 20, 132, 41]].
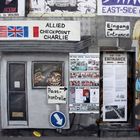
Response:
[[69, 53, 99, 113], [29, 0, 96, 16], [103, 53, 127, 122], [104, 105, 125, 120], [32, 62, 63, 88], [0, 0, 25, 17]]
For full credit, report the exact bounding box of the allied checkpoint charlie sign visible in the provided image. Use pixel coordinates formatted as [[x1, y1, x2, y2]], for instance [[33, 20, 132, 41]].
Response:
[[0, 20, 80, 41]]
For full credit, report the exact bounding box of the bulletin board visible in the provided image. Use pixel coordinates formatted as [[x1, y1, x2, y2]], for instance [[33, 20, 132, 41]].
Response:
[[69, 53, 100, 113], [100, 50, 135, 124]]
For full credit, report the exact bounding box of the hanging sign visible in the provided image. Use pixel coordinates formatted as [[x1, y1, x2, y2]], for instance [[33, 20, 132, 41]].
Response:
[[98, 0, 140, 17], [105, 22, 130, 38], [47, 86, 67, 104], [103, 53, 127, 122], [69, 53, 100, 113], [0, 0, 25, 17], [0, 20, 80, 41]]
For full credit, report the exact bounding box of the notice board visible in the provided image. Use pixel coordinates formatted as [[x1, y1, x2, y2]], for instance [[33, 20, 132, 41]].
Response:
[[69, 53, 99, 113], [100, 51, 135, 124]]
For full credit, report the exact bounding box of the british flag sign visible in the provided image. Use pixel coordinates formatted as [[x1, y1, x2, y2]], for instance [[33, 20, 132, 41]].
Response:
[[0, 26, 28, 38], [8, 26, 28, 37]]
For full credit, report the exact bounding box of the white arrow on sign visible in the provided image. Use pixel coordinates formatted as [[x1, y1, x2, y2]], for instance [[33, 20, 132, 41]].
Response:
[[54, 113, 63, 125]]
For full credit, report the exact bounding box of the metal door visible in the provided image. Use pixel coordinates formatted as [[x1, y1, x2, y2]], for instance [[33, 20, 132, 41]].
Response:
[[7, 62, 28, 125]]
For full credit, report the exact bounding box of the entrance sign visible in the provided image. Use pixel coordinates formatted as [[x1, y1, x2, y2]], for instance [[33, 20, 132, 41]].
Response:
[[47, 86, 67, 104], [105, 22, 130, 38], [103, 53, 127, 122], [50, 111, 66, 128], [69, 53, 99, 113], [98, 0, 140, 17], [0, 0, 25, 17], [0, 20, 80, 41]]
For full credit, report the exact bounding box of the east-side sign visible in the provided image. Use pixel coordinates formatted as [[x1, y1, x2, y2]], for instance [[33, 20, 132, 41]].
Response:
[[98, 0, 140, 17], [47, 86, 67, 104], [105, 22, 130, 38], [0, 20, 80, 41]]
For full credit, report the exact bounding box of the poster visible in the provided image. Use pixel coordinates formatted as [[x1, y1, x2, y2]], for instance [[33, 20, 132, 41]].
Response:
[[98, 0, 140, 17], [69, 53, 99, 113], [29, 0, 96, 16], [32, 62, 63, 88], [0, 0, 25, 17], [0, 20, 80, 41], [103, 53, 127, 122], [47, 86, 67, 104]]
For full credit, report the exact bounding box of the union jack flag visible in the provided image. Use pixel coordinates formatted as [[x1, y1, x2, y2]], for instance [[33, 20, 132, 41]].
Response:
[[8, 26, 28, 37]]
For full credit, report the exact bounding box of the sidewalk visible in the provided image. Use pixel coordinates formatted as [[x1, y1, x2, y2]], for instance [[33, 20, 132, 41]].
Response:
[[0, 136, 139, 140]]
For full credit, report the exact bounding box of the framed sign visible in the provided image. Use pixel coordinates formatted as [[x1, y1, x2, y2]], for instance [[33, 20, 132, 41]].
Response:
[[0, 0, 25, 17], [32, 61, 63, 88], [69, 53, 100, 113]]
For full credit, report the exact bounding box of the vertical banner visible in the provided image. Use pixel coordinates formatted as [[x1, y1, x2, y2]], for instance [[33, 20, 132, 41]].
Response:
[[69, 53, 99, 113], [103, 53, 127, 122], [29, 0, 96, 16], [0, 0, 25, 17], [98, 0, 140, 17]]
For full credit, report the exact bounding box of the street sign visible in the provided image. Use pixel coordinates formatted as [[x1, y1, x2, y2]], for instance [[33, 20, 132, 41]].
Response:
[[105, 22, 130, 38], [50, 111, 66, 128]]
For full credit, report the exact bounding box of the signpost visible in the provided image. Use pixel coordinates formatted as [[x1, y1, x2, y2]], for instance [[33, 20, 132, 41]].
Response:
[[50, 111, 66, 128]]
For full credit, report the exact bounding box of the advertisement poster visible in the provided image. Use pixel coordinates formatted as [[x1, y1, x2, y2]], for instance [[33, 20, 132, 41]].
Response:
[[98, 0, 140, 17], [105, 22, 130, 38], [0, 20, 80, 41], [69, 53, 99, 113], [47, 86, 67, 104], [29, 0, 96, 16], [103, 53, 127, 122], [0, 0, 25, 17]]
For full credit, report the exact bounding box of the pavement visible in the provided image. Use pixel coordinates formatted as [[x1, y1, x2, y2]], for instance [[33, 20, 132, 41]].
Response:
[[0, 136, 139, 140]]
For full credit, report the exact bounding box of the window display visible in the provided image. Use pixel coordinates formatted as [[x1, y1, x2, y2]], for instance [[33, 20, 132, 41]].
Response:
[[32, 61, 63, 88]]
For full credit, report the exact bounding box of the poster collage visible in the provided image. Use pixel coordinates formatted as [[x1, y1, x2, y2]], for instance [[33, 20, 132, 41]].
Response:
[[69, 53, 99, 113]]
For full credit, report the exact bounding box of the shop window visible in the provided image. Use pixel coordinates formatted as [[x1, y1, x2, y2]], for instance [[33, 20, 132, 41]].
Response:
[[32, 61, 64, 88]]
